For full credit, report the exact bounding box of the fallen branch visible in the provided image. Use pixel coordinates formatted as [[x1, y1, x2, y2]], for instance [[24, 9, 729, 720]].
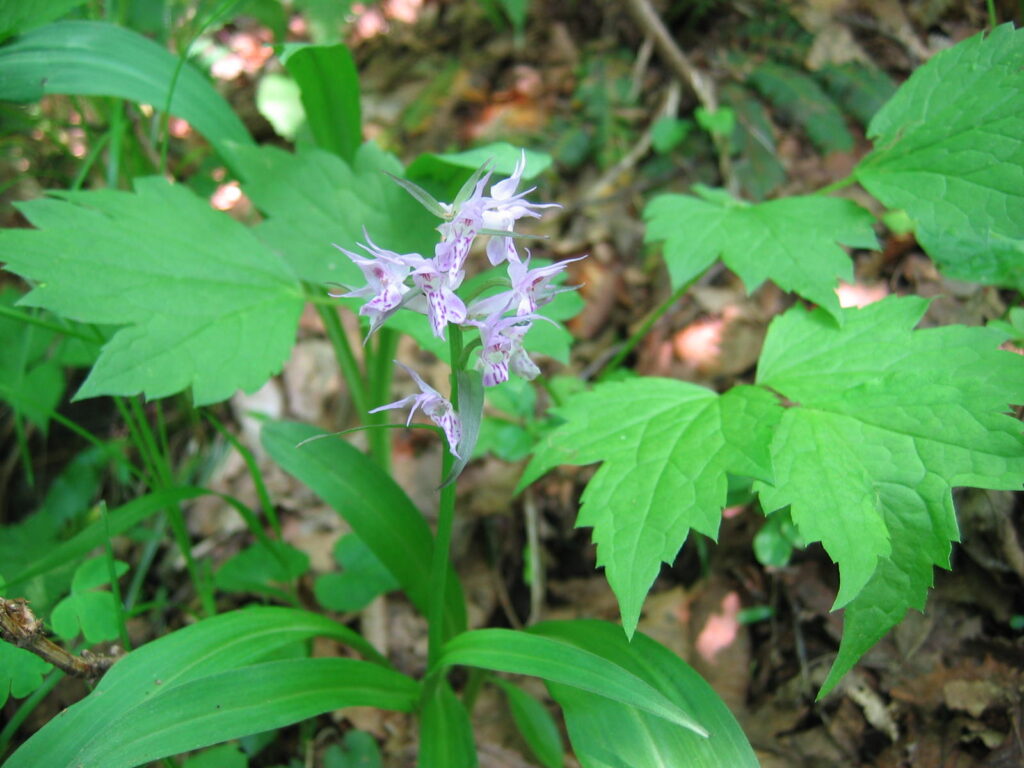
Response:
[[0, 597, 117, 680]]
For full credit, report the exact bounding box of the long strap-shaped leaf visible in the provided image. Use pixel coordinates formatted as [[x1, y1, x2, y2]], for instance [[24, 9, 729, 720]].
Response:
[[262, 420, 467, 642], [0, 21, 254, 168], [4, 607, 393, 767], [437, 628, 708, 736]]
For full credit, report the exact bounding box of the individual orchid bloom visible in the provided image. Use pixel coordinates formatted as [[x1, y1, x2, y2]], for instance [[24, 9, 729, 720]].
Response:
[[471, 313, 543, 387], [332, 233, 419, 336], [481, 151, 560, 266], [410, 260, 467, 339], [505, 253, 587, 316], [369, 362, 462, 458]]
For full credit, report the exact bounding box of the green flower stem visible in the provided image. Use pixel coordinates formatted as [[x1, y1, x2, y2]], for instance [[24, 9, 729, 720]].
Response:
[[105, 98, 125, 188], [427, 326, 464, 669], [597, 274, 697, 381], [316, 302, 371, 419], [0, 668, 64, 757], [367, 327, 399, 469]]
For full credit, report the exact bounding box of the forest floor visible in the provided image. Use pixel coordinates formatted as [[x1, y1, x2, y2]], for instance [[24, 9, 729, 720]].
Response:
[[4, 1, 1024, 766]]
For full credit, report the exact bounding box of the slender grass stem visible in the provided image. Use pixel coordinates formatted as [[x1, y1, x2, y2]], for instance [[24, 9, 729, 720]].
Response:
[[427, 326, 463, 668], [204, 410, 281, 537], [100, 501, 132, 651], [815, 173, 857, 196], [597, 274, 697, 381]]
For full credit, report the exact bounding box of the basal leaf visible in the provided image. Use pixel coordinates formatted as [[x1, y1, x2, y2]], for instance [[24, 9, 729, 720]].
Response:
[[644, 188, 877, 321], [493, 679, 564, 768], [235, 143, 438, 286], [755, 297, 1024, 694], [439, 628, 706, 735], [261, 420, 467, 642], [520, 380, 781, 635], [0, 178, 304, 405], [418, 679, 477, 768], [748, 61, 853, 153], [855, 24, 1024, 289], [531, 621, 758, 768], [0, 0, 85, 43], [4, 607, 390, 768], [0, 21, 253, 168]]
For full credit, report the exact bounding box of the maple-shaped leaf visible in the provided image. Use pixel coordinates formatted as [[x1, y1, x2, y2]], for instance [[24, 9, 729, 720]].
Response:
[[644, 186, 877, 321], [755, 296, 1024, 695], [235, 142, 438, 286], [0, 178, 304, 405], [855, 24, 1024, 289], [520, 380, 782, 635]]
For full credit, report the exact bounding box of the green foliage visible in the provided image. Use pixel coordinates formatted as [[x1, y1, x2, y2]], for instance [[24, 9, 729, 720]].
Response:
[[214, 541, 309, 601], [236, 143, 438, 286], [752, 509, 802, 568], [645, 184, 877, 322], [0, 21, 253, 168], [4, 608, 399, 768], [281, 43, 362, 162], [749, 61, 853, 153], [0, 633, 51, 709], [440, 628, 706, 734], [651, 117, 692, 154], [315, 534, 399, 613], [50, 557, 129, 642], [817, 62, 897, 127], [523, 297, 1024, 693], [0, 178, 305, 405], [181, 744, 249, 768], [721, 84, 785, 201], [756, 297, 1024, 695], [532, 621, 758, 768], [261, 421, 467, 641], [522, 380, 780, 635], [855, 24, 1024, 290], [419, 680, 477, 768], [0, 289, 66, 432], [0, 0, 86, 43], [322, 731, 382, 768], [493, 679, 564, 768]]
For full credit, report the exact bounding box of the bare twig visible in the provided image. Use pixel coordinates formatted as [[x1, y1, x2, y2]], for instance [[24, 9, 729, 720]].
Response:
[[622, 0, 736, 192], [0, 597, 117, 680]]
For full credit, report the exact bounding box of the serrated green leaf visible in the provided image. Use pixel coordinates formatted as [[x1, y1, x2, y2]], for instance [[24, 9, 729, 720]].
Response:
[[0, 642, 51, 708], [0, 21, 253, 168], [855, 24, 1024, 289], [531, 621, 758, 768], [0, 178, 304, 405], [4, 607, 392, 768], [520, 380, 781, 635], [644, 190, 877, 321], [236, 143, 438, 286], [755, 296, 1024, 694], [749, 61, 853, 153]]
